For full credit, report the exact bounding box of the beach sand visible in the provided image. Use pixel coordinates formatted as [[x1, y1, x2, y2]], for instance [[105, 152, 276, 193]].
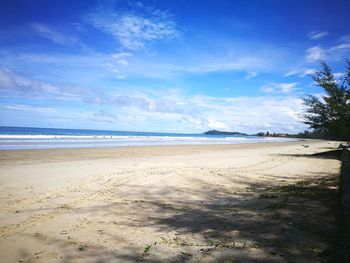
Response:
[[0, 140, 342, 262]]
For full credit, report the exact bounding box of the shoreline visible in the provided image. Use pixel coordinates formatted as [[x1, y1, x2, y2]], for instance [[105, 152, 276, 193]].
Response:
[[0, 132, 301, 151], [0, 139, 317, 164]]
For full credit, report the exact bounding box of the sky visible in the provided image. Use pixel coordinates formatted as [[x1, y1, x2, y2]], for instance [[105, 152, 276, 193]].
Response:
[[0, 0, 349, 134]]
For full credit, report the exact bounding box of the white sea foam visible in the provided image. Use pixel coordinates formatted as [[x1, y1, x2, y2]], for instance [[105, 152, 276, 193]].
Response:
[[0, 135, 126, 139]]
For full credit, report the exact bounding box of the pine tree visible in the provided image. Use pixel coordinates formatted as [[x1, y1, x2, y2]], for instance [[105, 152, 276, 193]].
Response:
[[303, 60, 350, 140]]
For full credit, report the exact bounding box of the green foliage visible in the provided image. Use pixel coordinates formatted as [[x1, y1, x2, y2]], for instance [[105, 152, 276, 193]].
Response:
[[303, 60, 350, 140], [144, 244, 152, 254]]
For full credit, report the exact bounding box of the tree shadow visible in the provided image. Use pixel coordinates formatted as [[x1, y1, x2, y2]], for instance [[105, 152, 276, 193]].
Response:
[[145, 175, 341, 262], [35, 177, 340, 261], [11, 167, 343, 262], [277, 149, 343, 160]]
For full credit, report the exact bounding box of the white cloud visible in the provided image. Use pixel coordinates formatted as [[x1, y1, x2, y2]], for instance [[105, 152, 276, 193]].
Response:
[[300, 68, 316, 77], [0, 67, 94, 101], [186, 95, 306, 133], [245, 71, 258, 79], [283, 69, 298, 77], [333, 72, 345, 78], [111, 52, 132, 60], [2, 80, 309, 134], [4, 104, 55, 113], [305, 46, 326, 61], [0, 67, 308, 133], [0, 68, 17, 89], [0, 67, 59, 94], [330, 43, 350, 50], [260, 82, 298, 93], [87, 8, 178, 50], [308, 31, 329, 40], [112, 94, 156, 111], [206, 117, 228, 130], [187, 56, 267, 74], [284, 68, 316, 78], [102, 94, 307, 133], [327, 42, 350, 60], [0, 39, 294, 82], [177, 115, 229, 131], [30, 23, 78, 46], [106, 52, 133, 78], [329, 37, 350, 61], [304, 36, 350, 62], [179, 115, 204, 127]]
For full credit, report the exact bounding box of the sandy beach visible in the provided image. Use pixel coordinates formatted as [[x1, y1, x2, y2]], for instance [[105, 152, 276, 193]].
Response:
[[0, 140, 342, 262]]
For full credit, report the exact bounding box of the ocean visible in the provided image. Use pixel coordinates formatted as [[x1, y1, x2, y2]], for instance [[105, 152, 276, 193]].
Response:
[[0, 126, 296, 150]]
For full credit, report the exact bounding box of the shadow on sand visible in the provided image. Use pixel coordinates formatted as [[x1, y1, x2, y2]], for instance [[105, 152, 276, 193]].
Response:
[[277, 149, 343, 160], [15, 153, 344, 263]]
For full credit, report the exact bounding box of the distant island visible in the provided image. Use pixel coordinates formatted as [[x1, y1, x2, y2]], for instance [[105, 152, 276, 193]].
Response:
[[204, 130, 248, 136]]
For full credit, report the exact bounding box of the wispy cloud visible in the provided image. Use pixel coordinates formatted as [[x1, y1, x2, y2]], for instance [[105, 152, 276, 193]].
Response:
[[283, 69, 298, 77], [0, 67, 59, 94], [308, 31, 329, 40], [112, 52, 132, 65], [284, 68, 316, 78], [327, 42, 350, 60], [333, 72, 345, 78], [87, 6, 179, 50], [245, 71, 258, 79], [260, 82, 298, 93], [187, 55, 270, 74], [300, 68, 316, 77], [0, 38, 295, 82], [305, 35, 350, 62], [4, 104, 56, 113], [305, 46, 326, 61], [0, 67, 94, 101], [30, 23, 78, 46], [106, 52, 133, 79]]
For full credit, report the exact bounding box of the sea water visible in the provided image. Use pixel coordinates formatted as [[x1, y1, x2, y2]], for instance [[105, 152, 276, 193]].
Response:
[[0, 126, 296, 150]]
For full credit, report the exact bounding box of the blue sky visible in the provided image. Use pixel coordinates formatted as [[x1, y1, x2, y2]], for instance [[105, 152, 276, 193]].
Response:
[[0, 0, 349, 133]]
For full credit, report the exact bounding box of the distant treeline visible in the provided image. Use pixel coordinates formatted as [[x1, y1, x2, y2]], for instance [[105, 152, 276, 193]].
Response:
[[204, 130, 327, 139], [286, 131, 326, 139], [255, 131, 324, 139]]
